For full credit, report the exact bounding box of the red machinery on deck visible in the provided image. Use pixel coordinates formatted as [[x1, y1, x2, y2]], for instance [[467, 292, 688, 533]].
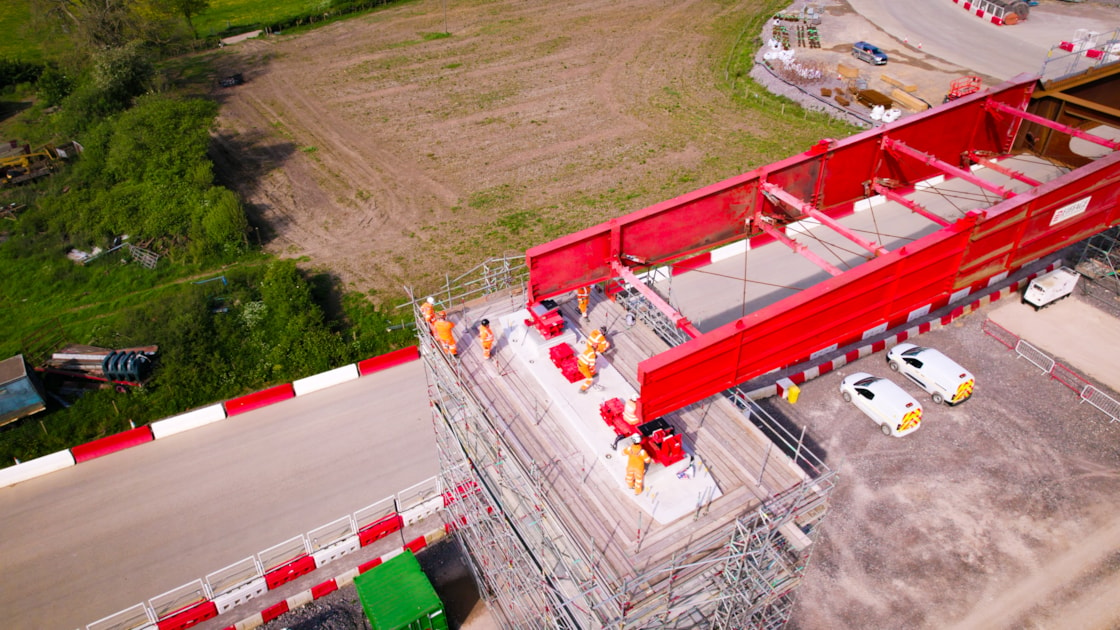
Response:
[[599, 398, 684, 466], [523, 74, 1120, 424]]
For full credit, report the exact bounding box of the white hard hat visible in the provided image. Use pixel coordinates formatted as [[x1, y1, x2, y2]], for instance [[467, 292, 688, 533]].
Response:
[[631, 434, 642, 444], [426, 296, 435, 304], [629, 394, 639, 402]]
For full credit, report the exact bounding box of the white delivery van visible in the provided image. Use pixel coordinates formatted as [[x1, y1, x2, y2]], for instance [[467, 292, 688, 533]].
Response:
[[887, 343, 975, 405], [1022, 266, 1079, 310], [840, 372, 923, 437]]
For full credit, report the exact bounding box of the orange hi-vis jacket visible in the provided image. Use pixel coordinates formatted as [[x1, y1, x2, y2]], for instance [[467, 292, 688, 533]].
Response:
[[587, 329, 610, 354], [434, 319, 456, 344], [577, 343, 597, 372], [478, 324, 494, 348], [623, 443, 651, 470]]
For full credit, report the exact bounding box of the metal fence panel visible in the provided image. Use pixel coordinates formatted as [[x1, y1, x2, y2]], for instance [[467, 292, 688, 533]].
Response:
[[982, 318, 1018, 349], [1083, 386, 1120, 422], [257, 535, 310, 573], [307, 515, 356, 552], [205, 556, 262, 597], [86, 603, 154, 630], [1015, 339, 1055, 374], [1049, 361, 1091, 394], [148, 579, 209, 619], [396, 476, 442, 512], [353, 495, 397, 530]]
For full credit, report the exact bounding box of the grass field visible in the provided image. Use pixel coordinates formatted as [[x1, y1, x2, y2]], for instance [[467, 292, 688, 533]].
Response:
[[0, 1, 388, 60], [0, 2, 46, 62]]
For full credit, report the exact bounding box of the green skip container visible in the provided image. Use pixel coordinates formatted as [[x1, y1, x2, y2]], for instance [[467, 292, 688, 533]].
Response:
[[355, 550, 448, 630]]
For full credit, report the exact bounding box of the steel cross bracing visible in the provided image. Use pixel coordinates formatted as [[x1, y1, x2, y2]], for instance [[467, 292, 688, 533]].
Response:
[[414, 259, 837, 630], [610, 268, 695, 348]]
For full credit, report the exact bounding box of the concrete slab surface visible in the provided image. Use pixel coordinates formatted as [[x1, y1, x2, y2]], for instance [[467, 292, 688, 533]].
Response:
[[988, 295, 1120, 393]]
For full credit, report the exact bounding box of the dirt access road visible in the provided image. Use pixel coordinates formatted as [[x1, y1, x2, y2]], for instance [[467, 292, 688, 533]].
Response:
[[209, 0, 854, 300], [785, 298, 1120, 630]]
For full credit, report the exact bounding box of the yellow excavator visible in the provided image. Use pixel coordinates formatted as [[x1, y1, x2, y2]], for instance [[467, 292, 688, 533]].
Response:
[[0, 146, 59, 186]]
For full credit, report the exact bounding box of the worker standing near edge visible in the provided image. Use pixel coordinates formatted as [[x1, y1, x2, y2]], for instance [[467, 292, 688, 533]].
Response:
[[420, 296, 437, 332], [433, 311, 457, 356], [622, 434, 652, 496], [576, 285, 591, 320], [623, 394, 641, 426], [478, 319, 495, 360]]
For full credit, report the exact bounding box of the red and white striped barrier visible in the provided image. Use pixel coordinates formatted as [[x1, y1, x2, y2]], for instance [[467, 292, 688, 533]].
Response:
[[0, 347, 422, 490], [293, 364, 359, 396], [222, 527, 449, 630], [151, 404, 227, 439], [0, 449, 75, 489]]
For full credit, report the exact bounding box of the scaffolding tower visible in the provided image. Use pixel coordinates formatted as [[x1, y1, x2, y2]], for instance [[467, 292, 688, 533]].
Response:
[[1076, 225, 1120, 298], [418, 257, 836, 630]]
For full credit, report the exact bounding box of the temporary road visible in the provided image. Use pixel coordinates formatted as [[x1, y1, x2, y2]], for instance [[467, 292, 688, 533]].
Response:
[[0, 360, 437, 630]]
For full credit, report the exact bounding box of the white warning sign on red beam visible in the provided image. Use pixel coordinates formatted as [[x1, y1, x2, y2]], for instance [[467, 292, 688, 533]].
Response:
[[1050, 196, 1091, 227]]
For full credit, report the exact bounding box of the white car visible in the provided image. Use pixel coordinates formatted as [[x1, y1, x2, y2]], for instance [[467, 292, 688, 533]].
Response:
[[840, 372, 923, 437], [887, 343, 975, 405]]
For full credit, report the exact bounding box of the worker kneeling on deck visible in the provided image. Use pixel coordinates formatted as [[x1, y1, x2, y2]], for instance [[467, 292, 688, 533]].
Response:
[[587, 328, 610, 354], [433, 311, 457, 356], [623, 434, 652, 496], [478, 319, 494, 360]]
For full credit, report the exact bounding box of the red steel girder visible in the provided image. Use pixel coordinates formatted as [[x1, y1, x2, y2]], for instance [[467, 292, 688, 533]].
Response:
[[966, 151, 1042, 186], [610, 260, 702, 339], [985, 98, 1120, 151], [880, 136, 1015, 199], [760, 182, 889, 257], [751, 215, 843, 276], [871, 182, 951, 227]]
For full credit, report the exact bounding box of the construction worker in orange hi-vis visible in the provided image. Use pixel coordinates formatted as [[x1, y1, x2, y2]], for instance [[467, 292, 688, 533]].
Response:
[[576, 285, 591, 320], [420, 296, 437, 331], [577, 341, 598, 393], [587, 328, 610, 354], [623, 434, 651, 495], [433, 311, 457, 356], [478, 319, 495, 360], [623, 394, 641, 426]]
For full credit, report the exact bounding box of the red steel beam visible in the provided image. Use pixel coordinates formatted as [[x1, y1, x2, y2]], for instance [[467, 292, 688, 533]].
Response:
[[967, 151, 1042, 186], [986, 98, 1120, 151], [881, 136, 1016, 199], [871, 183, 951, 227], [761, 182, 889, 256], [610, 260, 702, 339], [751, 216, 844, 276]]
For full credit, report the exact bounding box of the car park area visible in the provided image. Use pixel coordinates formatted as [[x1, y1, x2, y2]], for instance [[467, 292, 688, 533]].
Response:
[[782, 294, 1120, 629]]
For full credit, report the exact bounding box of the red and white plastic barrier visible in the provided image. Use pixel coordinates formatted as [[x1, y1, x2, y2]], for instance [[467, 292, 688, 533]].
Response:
[[0, 449, 75, 489], [151, 404, 227, 439], [223, 383, 296, 417], [71, 426, 153, 463], [223, 527, 449, 630], [293, 364, 359, 396]]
